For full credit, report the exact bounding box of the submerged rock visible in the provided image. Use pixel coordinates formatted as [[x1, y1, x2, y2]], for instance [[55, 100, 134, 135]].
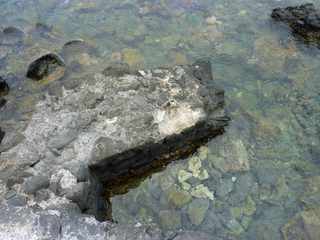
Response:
[[209, 138, 250, 173], [61, 39, 97, 63], [190, 184, 214, 200], [102, 62, 131, 77], [0, 26, 25, 45], [122, 48, 144, 67], [172, 231, 212, 240], [253, 36, 297, 74], [159, 210, 181, 230], [272, 3, 320, 45], [187, 198, 210, 225], [26, 53, 66, 81], [0, 77, 9, 97], [167, 185, 192, 208], [35, 22, 53, 33], [282, 208, 320, 240]]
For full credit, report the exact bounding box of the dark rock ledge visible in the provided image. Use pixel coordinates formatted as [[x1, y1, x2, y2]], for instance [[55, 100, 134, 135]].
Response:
[[271, 3, 320, 45], [0, 60, 228, 239]]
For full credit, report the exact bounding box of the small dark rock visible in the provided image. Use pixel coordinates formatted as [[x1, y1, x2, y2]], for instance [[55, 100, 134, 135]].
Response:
[[26, 53, 66, 81], [63, 39, 86, 49], [102, 62, 131, 77], [272, 3, 320, 45], [0, 128, 4, 145], [31, 22, 54, 40], [0, 98, 6, 108], [3, 26, 24, 37], [0, 77, 9, 97], [1, 26, 25, 45], [192, 59, 213, 83], [35, 22, 53, 33]]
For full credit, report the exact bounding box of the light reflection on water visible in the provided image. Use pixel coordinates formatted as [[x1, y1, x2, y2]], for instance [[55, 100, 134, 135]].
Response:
[[1, 0, 320, 239]]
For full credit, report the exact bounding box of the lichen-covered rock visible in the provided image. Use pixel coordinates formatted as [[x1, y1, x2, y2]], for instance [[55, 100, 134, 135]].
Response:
[[190, 184, 214, 200], [271, 3, 320, 45], [26, 53, 66, 81]]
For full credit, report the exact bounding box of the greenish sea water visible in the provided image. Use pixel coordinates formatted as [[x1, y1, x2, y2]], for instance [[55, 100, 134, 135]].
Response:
[[1, 0, 320, 239]]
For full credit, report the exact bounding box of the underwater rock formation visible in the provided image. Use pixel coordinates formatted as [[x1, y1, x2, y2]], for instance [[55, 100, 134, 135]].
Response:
[[26, 53, 66, 81], [0, 59, 228, 239], [271, 3, 320, 45]]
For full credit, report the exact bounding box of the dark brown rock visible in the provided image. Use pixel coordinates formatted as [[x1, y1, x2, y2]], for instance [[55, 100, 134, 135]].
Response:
[[0, 128, 4, 145], [0, 77, 9, 97], [272, 3, 320, 45], [26, 53, 66, 81]]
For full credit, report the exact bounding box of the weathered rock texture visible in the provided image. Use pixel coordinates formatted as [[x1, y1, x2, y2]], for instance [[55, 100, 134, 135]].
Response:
[[0, 60, 228, 239], [272, 3, 320, 45]]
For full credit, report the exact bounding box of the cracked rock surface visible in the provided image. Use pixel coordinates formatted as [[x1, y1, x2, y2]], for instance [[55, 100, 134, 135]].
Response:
[[0, 60, 228, 239]]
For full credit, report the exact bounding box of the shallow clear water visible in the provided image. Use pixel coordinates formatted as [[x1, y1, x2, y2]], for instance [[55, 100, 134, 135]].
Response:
[[1, 0, 320, 239]]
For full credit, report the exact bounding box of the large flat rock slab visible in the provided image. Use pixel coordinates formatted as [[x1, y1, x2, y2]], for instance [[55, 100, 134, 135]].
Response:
[[0, 60, 227, 186], [0, 60, 228, 224]]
